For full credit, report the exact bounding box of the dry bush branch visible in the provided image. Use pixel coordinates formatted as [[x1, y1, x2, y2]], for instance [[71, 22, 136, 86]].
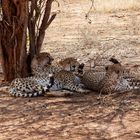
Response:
[[85, 0, 96, 24], [28, 0, 59, 57], [36, 0, 54, 53]]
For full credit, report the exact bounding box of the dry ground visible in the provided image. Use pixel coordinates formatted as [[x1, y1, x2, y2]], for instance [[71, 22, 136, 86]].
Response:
[[0, 91, 140, 140], [0, 0, 140, 139]]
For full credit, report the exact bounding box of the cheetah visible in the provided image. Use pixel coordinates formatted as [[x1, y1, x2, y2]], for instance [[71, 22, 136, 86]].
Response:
[[80, 70, 106, 91], [49, 70, 90, 93], [79, 58, 140, 94], [8, 75, 53, 97], [8, 57, 85, 97], [31, 52, 54, 75], [31, 52, 54, 66], [99, 64, 140, 94], [9, 70, 89, 97], [74, 58, 118, 91]]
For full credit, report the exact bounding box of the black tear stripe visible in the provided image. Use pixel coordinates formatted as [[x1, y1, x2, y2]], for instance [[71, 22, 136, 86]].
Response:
[[49, 76, 54, 87]]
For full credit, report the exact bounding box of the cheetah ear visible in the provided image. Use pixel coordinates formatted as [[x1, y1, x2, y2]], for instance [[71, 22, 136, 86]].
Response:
[[109, 58, 120, 64], [105, 66, 108, 71], [48, 74, 54, 86], [79, 63, 85, 69]]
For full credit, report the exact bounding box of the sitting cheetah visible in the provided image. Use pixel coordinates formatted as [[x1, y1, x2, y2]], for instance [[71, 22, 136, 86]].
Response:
[[8, 75, 53, 97], [80, 70, 106, 91], [74, 58, 118, 91]]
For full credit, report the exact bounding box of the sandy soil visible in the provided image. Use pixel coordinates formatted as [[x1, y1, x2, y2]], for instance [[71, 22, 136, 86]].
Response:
[[43, 0, 140, 64], [0, 91, 140, 140], [0, 0, 140, 140]]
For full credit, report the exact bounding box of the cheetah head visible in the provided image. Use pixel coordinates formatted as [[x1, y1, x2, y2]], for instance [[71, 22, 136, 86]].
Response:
[[31, 52, 54, 68]]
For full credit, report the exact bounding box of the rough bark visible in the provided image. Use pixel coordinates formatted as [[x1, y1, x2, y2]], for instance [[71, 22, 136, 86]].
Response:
[[36, 0, 56, 53], [0, 0, 28, 81], [27, 0, 57, 74], [28, 0, 56, 56], [0, 0, 57, 81]]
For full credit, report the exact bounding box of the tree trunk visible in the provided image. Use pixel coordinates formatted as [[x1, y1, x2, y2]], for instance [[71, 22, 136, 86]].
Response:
[[27, 0, 57, 74], [0, 0, 28, 81], [0, 0, 57, 81]]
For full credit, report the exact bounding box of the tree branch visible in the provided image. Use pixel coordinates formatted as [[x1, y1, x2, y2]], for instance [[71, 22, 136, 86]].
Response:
[[39, 0, 54, 32], [20, 0, 28, 71], [36, 0, 55, 53]]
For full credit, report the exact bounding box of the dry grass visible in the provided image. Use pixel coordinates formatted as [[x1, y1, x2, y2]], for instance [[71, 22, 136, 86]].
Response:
[[90, 0, 140, 13], [43, 0, 140, 62]]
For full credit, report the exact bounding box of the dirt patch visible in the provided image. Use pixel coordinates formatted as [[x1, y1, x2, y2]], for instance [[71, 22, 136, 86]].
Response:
[[43, 0, 140, 64], [0, 91, 140, 140]]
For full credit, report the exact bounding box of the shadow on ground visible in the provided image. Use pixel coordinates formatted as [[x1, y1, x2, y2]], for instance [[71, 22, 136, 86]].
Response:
[[0, 90, 140, 140]]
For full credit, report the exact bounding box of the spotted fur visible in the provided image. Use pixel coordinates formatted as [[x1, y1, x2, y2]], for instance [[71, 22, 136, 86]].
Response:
[[49, 70, 90, 93], [9, 75, 52, 97], [9, 56, 85, 97], [32, 57, 84, 76], [80, 61, 140, 94], [99, 64, 140, 94], [31, 52, 54, 75]]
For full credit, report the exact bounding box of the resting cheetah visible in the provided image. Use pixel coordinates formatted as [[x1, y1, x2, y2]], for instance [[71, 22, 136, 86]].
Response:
[[80, 58, 140, 94], [9, 75, 53, 97], [49, 70, 90, 93], [8, 56, 85, 97], [76, 58, 120, 91], [9, 70, 89, 97], [99, 64, 140, 94]]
